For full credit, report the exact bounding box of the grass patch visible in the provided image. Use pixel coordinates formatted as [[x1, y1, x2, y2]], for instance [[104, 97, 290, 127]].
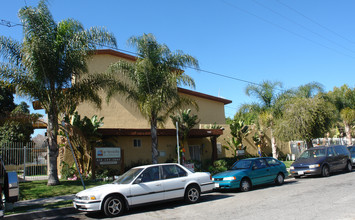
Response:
[[282, 161, 294, 169], [5, 200, 73, 215], [19, 179, 107, 201]]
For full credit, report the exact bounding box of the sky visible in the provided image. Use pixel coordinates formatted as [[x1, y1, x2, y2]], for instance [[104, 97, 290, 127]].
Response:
[[1, 0, 355, 135]]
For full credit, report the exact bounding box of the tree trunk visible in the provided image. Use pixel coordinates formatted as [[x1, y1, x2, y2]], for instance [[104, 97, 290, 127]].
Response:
[[150, 119, 159, 164], [211, 136, 218, 163], [270, 129, 278, 159], [47, 110, 60, 186], [344, 122, 353, 145]]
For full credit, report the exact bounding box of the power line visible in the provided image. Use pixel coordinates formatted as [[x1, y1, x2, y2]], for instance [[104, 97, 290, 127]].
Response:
[[276, 0, 355, 45], [219, 0, 355, 59], [0, 19, 22, 27], [252, 0, 355, 55]]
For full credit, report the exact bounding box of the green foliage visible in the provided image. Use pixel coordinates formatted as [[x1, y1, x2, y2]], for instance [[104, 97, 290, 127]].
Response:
[[60, 161, 77, 180], [275, 96, 336, 145], [208, 159, 228, 175], [61, 112, 104, 177], [0, 0, 116, 185], [95, 167, 120, 180], [0, 102, 40, 144]]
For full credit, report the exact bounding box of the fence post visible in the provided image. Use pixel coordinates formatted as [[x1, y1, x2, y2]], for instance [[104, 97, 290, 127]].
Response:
[[23, 145, 26, 181]]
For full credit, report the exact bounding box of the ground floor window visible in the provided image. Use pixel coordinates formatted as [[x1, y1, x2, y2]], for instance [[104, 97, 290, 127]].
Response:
[[133, 139, 141, 147], [189, 145, 201, 161]]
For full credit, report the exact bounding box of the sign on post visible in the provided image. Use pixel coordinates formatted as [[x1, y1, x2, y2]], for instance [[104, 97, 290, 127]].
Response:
[[95, 148, 121, 165]]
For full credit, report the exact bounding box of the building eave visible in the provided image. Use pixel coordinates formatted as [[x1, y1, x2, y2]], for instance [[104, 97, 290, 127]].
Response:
[[98, 128, 223, 137]]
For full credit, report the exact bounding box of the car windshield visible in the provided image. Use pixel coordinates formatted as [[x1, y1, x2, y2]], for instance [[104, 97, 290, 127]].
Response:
[[231, 160, 252, 170], [299, 148, 326, 159], [113, 168, 143, 184]]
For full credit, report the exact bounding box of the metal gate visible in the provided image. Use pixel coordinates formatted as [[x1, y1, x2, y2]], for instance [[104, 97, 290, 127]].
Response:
[[0, 142, 48, 181]]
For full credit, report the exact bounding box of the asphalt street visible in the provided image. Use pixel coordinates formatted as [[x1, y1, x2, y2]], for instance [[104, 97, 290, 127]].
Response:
[[11, 171, 355, 220]]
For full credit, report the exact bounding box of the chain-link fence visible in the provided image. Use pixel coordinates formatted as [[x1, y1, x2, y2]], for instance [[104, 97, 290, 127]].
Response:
[[0, 142, 48, 182]]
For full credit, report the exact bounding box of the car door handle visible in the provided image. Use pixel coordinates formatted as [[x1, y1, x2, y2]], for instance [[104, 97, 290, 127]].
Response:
[[156, 183, 161, 186], [181, 180, 186, 182]]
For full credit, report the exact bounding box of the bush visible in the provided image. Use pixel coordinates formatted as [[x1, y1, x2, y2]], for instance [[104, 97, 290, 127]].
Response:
[[61, 161, 77, 179]]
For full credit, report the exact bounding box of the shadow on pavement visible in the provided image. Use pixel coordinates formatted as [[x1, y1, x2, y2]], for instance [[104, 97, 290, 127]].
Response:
[[84, 193, 232, 219]]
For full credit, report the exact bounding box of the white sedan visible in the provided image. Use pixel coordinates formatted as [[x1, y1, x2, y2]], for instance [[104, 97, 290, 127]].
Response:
[[73, 163, 214, 217]]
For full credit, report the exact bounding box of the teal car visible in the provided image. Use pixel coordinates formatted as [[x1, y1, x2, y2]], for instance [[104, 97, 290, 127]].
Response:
[[212, 157, 288, 192]]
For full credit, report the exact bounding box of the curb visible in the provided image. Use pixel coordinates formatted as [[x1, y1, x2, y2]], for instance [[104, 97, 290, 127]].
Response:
[[4, 207, 78, 220]]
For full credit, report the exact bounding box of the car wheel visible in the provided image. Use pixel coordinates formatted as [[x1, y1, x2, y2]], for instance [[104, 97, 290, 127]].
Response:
[[103, 195, 124, 217], [275, 173, 284, 185], [345, 161, 352, 172], [185, 185, 200, 204], [321, 165, 330, 177], [240, 178, 251, 192]]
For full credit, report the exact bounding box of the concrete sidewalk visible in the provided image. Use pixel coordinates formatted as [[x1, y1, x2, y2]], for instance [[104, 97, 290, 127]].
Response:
[[4, 195, 77, 220]]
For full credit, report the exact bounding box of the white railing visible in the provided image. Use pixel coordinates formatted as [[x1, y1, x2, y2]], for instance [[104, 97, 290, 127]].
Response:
[[0, 142, 48, 182]]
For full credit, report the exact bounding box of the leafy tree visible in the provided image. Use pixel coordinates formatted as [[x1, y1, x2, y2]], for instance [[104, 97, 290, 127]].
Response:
[[170, 109, 200, 163], [275, 96, 336, 148], [103, 33, 199, 164], [0, 0, 117, 185], [0, 82, 16, 123], [245, 80, 284, 158], [0, 102, 40, 145], [327, 85, 355, 145]]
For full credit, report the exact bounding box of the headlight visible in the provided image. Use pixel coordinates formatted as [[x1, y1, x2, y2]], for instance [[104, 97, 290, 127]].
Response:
[[223, 176, 236, 181], [81, 195, 97, 200], [309, 164, 320, 168], [212, 178, 215, 181], [290, 166, 294, 170]]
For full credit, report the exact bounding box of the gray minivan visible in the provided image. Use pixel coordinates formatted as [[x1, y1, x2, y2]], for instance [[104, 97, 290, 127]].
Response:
[[290, 145, 352, 178]]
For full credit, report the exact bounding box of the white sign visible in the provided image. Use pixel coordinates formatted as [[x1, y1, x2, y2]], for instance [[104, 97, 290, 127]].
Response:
[[95, 148, 121, 165], [96, 148, 121, 158]]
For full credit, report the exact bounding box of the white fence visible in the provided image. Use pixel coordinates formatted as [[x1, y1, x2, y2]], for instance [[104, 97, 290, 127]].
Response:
[[0, 142, 48, 181]]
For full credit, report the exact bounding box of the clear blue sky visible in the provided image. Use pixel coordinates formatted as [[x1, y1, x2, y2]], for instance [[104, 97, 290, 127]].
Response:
[[1, 0, 355, 122]]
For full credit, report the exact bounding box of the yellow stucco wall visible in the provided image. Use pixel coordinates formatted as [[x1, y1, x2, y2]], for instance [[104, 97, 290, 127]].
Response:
[[76, 53, 227, 129]]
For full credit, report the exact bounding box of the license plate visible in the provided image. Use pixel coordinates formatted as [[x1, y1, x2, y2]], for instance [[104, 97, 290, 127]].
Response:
[[214, 183, 219, 188], [298, 171, 304, 175]]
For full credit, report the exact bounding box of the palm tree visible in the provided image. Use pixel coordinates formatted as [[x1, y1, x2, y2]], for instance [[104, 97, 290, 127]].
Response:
[[293, 82, 324, 98], [0, 1, 117, 185], [170, 109, 200, 163], [104, 33, 199, 164], [245, 81, 283, 158]]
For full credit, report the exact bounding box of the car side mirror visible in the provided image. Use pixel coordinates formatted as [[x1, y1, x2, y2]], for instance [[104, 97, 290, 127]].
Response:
[[329, 154, 333, 157], [134, 178, 142, 184]]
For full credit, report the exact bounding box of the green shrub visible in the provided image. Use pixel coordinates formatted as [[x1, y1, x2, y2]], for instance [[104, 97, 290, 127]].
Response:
[[61, 162, 77, 179]]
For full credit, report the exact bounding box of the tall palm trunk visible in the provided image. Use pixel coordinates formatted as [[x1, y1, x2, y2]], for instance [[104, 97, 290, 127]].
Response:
[[270, 128, 278, 159], [47, 108, 60, 185], [150, 118, 159, 164], [344, 121, 353, 145], [211, 136, 218, 163]]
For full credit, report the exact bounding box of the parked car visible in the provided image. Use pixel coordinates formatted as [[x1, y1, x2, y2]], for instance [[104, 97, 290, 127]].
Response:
[[290, 145, 352, 178], [73, 163, 214, 217], [212, 157, 288, 192], [347, 146, 355, 166]]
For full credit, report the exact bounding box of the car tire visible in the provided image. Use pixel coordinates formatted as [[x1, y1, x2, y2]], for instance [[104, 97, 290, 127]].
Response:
[[275, 173, 284, 185], [345, 161, 352, 172], [184, 185, 200, 204], [240, 178, 251, 192], [321, 165, 330, 177], [103, 195, 124, 217]]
